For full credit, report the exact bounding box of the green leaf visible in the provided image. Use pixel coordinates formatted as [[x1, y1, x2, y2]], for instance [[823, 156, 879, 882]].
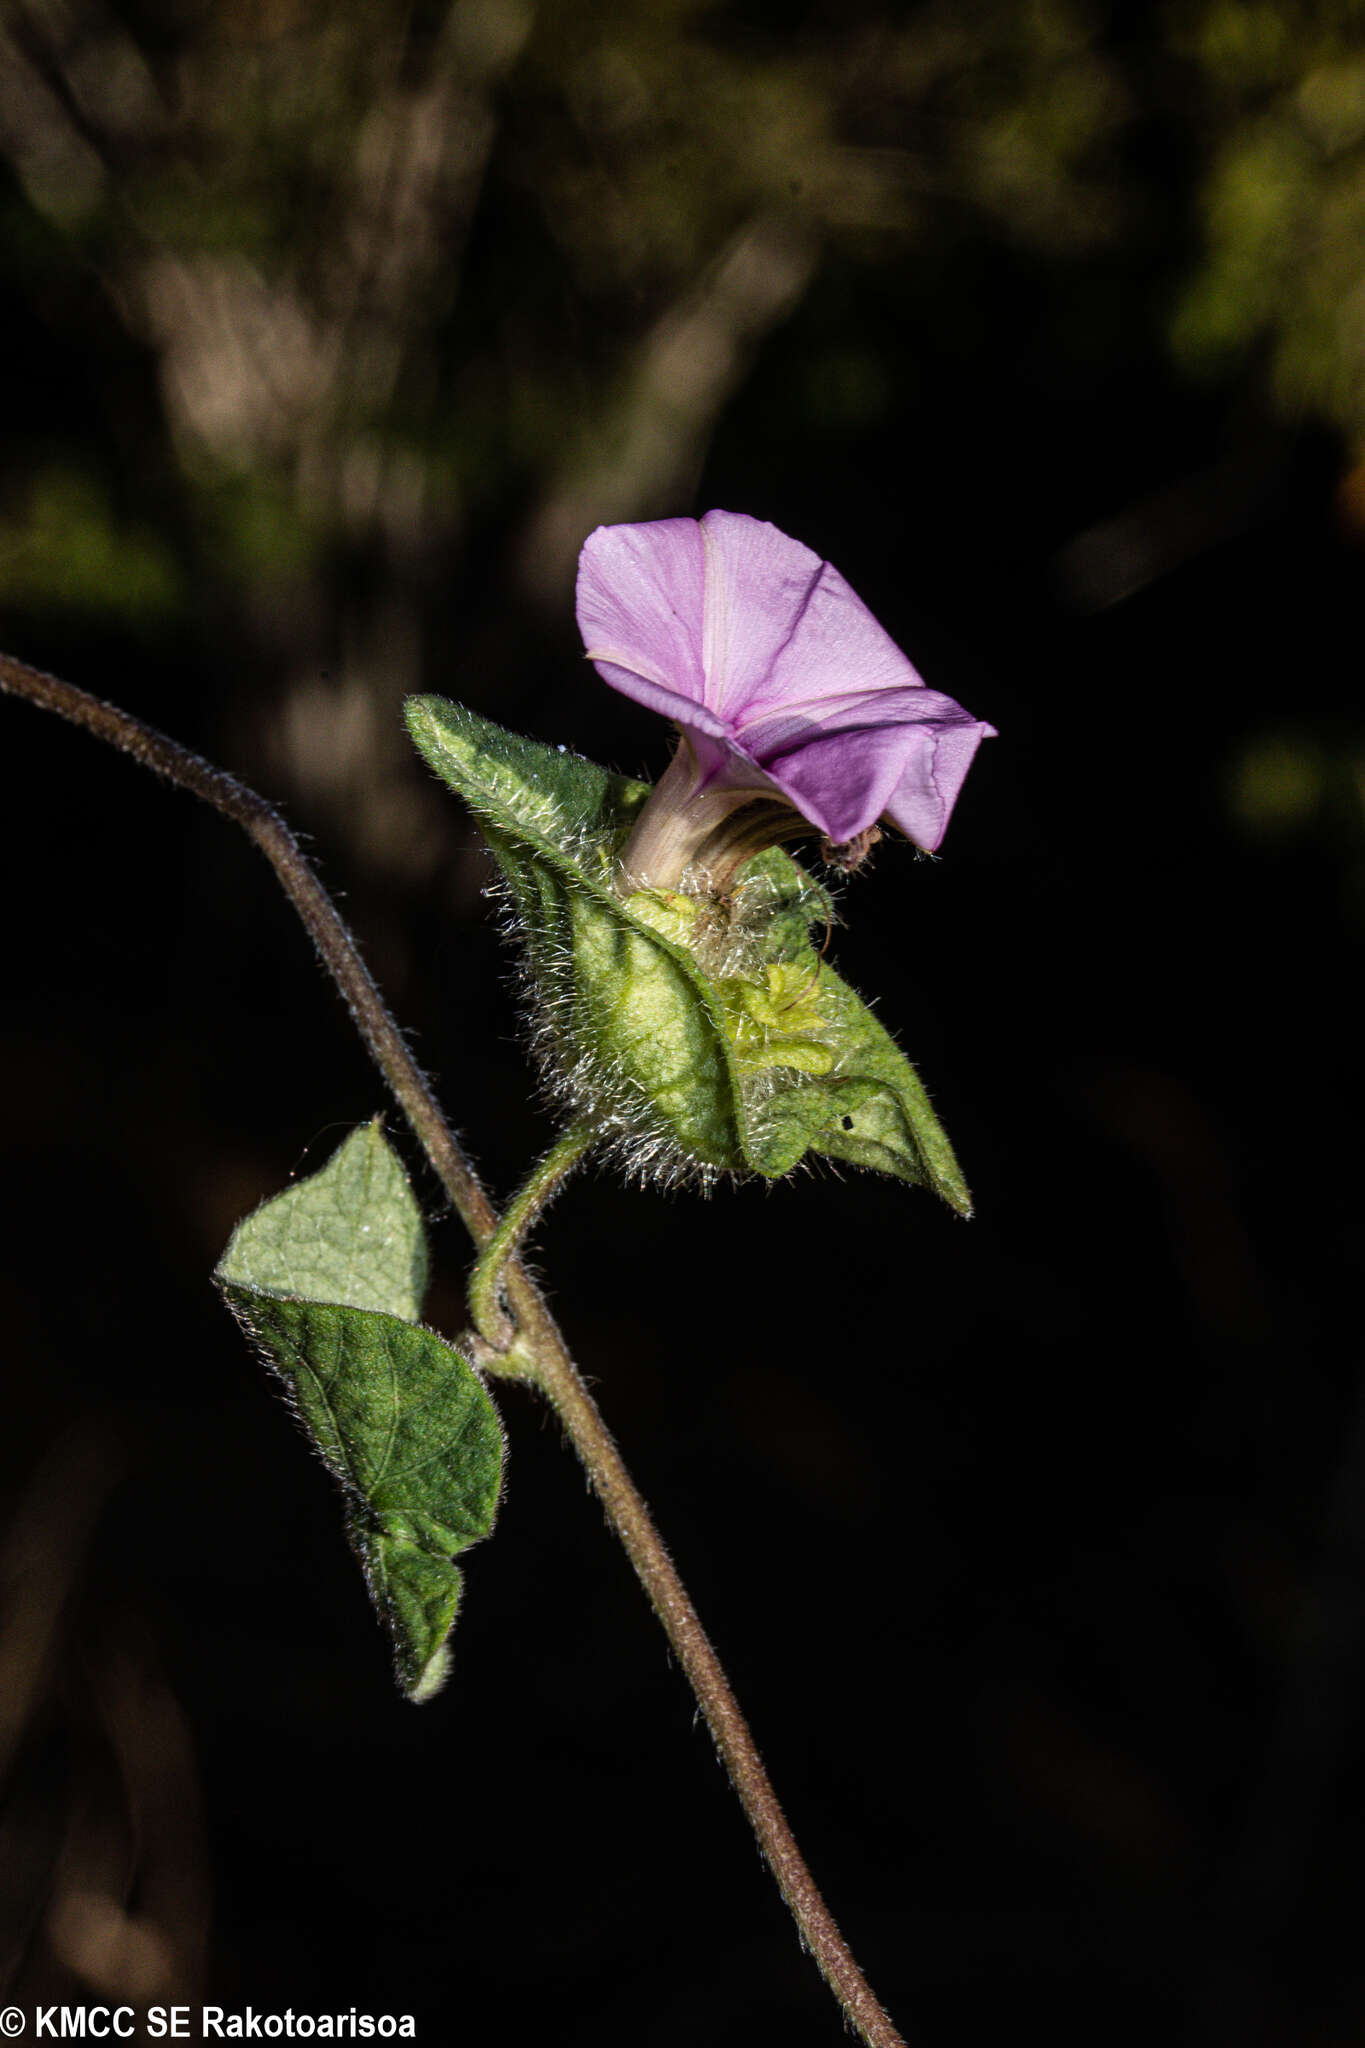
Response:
[[405, 692, 650, 871], [216, 1124, 503, 1701], [407, 695, 750, 1173], [803, 965, 974, 1214], [352, 1517, 468, 1705], [406, 695, 973, 1209], [220, 1291, 502, 1701], [217, 1118, 427, 1321]]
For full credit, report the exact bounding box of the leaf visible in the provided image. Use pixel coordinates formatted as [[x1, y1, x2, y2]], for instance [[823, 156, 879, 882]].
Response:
[[220, 1290, 502, 1701], [217, 1118, 427, 1321], [407, 695, 751, 1171], [804, 966, 974, 1215], [216, 1124, 503, 1701], [352, 1518, 468, 1706], [405, 692, 650, 872], [725, 851, 973, 1209], [406, 695, 973, 1208]]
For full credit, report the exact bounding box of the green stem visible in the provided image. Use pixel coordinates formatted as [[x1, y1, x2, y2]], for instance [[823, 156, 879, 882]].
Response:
[[1, 648, 910, 2048], [469, 1121, 597, 1358]]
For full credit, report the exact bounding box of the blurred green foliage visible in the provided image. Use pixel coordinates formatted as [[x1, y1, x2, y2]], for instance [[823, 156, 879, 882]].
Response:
[[2, 0, 1361, 596], [1228, 725, 1365, 921], [1172, 0, 1365, 439], [2, 0, 1364, 855], [0, 467, 179, 617], [0, 0, 1136, 640]]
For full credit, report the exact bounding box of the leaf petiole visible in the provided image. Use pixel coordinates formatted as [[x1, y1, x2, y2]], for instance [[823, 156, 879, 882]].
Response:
[[467, 1120, 598, 1364]]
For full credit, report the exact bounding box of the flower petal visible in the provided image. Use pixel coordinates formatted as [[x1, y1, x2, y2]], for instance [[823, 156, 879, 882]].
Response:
[[576, 517, 709, 720], [762, 724, 915, 843], [737, 683, 966, 761], [585, 657, 733, 747], [765, 706, 996, 848], [695, 511, 829, 720], [578, 509, 994, 857], [675, 721, 778, 801], [883, 716, 995, 850], [721, 550, 932, 728]]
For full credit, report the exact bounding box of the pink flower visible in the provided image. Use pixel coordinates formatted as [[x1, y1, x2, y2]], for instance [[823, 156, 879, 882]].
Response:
[[577, 510, 994, 889]]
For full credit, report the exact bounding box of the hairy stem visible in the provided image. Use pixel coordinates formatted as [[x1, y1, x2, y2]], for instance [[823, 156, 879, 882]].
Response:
[[469, 1122, 597, 1357], [1, 648, 909, 2048], [0, 652, 499, 1251], [520, 1338, 908, 2046]]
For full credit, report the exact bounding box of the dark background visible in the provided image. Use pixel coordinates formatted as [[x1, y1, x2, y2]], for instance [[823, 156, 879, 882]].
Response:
[[3, 3, 1364, 2042]]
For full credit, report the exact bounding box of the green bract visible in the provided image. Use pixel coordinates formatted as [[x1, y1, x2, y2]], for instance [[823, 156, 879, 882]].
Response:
[[406, 697, 973, 1214], [217, 1122, 504, 1702]]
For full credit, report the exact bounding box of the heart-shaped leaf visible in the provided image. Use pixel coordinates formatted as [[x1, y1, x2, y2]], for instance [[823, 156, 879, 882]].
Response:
[[217, 1123, 503, 1700]]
